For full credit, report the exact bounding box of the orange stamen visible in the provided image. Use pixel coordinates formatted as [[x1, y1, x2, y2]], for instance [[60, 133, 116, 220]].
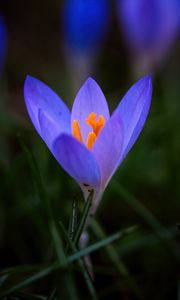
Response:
[[95, 115, 105, 136], [86, 132, 96, 150], [72, 120, 83, 143], [86, 112, 105, 136], [72, 112, 105, 150], [86, 112, 96, 130]]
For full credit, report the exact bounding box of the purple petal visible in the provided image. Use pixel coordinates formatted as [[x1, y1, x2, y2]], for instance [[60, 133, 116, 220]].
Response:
[[38, 109, 62, 150], [24, 76, 71, 145], [71, 77, 110, 142], [115, 75, 152, 159], [52, 134, 101, 189], [92, 112, 124, 189]]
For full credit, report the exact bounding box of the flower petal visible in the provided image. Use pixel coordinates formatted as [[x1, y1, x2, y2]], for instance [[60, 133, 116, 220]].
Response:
[[71, 77, 110, 142], [92, 112, 124, 189], [24, 75, 71, 142], [38, 109, 62, 150], [52, 134, 101, 189], [115, 75, 152, 159]]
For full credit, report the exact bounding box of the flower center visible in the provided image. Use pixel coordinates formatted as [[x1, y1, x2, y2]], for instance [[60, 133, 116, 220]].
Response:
[[72, 112, 105, 150]]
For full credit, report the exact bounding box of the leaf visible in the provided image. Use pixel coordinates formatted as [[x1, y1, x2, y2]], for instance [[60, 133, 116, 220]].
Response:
[[65, 197, 78, 254], [18, 137, 75, 299], [118, 226, 179, 256], [73, 190, 94, 245], [14, 291, 46, 300], [59, 220, 99, 300], [68, 197, 78, 241], [17, 135, 52, 219], [49, 220, 67, 266], [0, 227, 130, 297], [90, 220, 142, 299], [111, 180, 180, 263], [0, 263, 58, 298]]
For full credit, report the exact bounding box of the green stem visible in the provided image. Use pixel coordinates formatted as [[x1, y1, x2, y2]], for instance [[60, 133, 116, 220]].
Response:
[[73, 190, 94, 245]]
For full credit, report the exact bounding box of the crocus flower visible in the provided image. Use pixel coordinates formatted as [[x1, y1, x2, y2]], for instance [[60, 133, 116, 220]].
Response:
[[62, 0, 110, 85], [24, 75, 152, 212], [63, 0, 109, 57], [117, 0, 179, 72], [0, 15, 7, 73]]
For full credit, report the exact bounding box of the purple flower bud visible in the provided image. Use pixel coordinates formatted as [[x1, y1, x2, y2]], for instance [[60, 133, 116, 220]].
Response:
[[0, 15, 7, 73], [117, 0, 179, 70], [63, 0, 110, 57]]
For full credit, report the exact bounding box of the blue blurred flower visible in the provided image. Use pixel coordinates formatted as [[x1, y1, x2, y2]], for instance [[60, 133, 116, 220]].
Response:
[[117, 0, 179, 69], [63, 0, 109, 56], [24, 75, 152, 212], [0, 15, 7, 73]]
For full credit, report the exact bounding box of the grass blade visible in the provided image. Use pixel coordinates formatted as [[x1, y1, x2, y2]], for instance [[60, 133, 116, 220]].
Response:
[[70, 225, 137, 262], [68, 197, 78, 241], [0, 227, 131, 297], [0, 264, 58, 298], [59, 220, 99, 300], [65, 197, 78, 254], [17, 135, 52, 219], [111, 180, 180, 263], [118, 226, 179, 256], [73, 190, 94, 245], [91, 220, 142, 300], [14, 291, 46, 300], [18, 137, 77, 300], [49, 220, 67, 265], [49, 220, 79, 300]]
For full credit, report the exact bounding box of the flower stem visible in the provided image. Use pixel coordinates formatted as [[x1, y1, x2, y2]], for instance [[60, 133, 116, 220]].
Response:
[[73, 190, 94, 245]]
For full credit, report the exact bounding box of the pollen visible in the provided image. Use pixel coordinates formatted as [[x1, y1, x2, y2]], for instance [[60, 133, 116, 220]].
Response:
[[72, 112, 105, 150]]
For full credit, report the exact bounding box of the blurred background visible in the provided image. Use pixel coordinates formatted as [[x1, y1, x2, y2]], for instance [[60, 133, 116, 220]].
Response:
[[0, 0, 180, 299]]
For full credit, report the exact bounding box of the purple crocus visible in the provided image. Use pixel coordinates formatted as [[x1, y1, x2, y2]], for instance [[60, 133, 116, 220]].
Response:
[[117, 0, 179, 72], [24, 75, 152, 212], [62, 0, 110, 84], [0, 15, 7, 73], [63, 0, 109, 57]]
